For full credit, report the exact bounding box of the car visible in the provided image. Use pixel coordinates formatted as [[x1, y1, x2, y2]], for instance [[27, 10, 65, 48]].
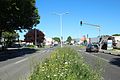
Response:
[[86, 44, 99, 52], [0, 45, 2, 51]]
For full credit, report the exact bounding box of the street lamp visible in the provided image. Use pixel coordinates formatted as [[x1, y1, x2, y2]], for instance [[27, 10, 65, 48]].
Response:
[[53, 12, 69, 47]]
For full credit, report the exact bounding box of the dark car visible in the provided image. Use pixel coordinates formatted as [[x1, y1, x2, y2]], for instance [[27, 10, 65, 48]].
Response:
[[86, 44, 99, 52]]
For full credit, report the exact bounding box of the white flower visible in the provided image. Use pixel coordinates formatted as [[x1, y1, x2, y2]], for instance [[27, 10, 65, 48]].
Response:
[[60, 73, 64, 76], [42, 69, 44, 71], [54, 74, 57, 77], [65, 62, 68, 64], [47, 75, 50, 78]]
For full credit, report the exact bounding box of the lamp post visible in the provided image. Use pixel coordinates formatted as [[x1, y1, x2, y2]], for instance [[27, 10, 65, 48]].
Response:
[[53, 12, 69, 47]]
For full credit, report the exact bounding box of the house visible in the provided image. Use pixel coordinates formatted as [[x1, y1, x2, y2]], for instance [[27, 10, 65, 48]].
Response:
[[44, 37, 54, 46], [24, 29, 45, 47]]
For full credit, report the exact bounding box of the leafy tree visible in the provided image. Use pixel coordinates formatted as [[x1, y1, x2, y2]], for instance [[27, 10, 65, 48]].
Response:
[[0, 0, 40, 38], [112, 34, 120, 36], [2, 31, 19, 47], [52, 37, 60, 42], [24, 29, 45, 47], [67, 36, 72, 44]]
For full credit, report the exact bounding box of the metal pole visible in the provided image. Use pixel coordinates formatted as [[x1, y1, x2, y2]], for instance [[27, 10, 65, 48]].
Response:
[[60, 15, 63, 47], [96, 27, 100, 37], [82, 22, 101, 37], [35, 28, 37, 47], [99, 27, 100, 37]]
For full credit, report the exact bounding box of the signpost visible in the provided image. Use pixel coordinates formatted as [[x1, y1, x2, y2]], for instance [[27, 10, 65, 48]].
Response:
[[107, 40, 113, 50]]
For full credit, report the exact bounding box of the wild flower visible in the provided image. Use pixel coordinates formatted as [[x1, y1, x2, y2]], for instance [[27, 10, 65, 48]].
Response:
[[47, 75, 50, 78], [53, 74, 57, 77], [29, 47, 102, 80], [64, 61, 68, 64]]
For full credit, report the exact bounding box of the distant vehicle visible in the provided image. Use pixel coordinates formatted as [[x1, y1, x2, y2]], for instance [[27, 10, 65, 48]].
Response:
[[10, 44, 21, 48], [86, 44, 99, 52], [0, 44, 3, 51]]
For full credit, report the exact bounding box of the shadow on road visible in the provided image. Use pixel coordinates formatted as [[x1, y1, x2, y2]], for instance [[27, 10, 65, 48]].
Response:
[[0, 48, 37, 62], [109, 58, 120, 67]]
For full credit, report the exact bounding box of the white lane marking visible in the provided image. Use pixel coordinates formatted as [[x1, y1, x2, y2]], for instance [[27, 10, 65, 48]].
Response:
[[78, 50, 82, 51], [78, 50, 109, 62], [0, 50, 48, 71], [79, 51, 120, 71], [89, 53, 109, 62], [14, 58, 28, 64], [0, 58, 28, 71], [0, 49, 49, 70], [42, 50, 46, 53]]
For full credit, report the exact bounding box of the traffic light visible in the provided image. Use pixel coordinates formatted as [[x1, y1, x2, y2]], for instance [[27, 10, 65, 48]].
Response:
[[80, 21, 82, 26]]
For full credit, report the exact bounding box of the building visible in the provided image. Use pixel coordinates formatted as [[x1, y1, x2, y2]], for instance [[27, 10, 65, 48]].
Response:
[[24, 29, 45, 47], [44, 37, 57, 46], [112, 36, 120, 48], [80, 35, 87, 45]]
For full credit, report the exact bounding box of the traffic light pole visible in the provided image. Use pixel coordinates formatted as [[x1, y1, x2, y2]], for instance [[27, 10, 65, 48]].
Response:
[[80, 21, 101, 37]]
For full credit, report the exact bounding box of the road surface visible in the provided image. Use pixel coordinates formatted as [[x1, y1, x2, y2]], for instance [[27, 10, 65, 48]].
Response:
[[76, 46, 120, 80], [1, 46, 120, 80], [0, 48, 54, 80]]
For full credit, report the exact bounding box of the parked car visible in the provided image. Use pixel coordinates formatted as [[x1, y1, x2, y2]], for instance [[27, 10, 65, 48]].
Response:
[[86, 44, 99, 52]]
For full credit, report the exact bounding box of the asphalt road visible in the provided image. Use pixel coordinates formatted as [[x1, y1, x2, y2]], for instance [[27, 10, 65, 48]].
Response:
[[0, 48, 54, 80], [76, 47, 120, 80], [0, 46, 120, 80]]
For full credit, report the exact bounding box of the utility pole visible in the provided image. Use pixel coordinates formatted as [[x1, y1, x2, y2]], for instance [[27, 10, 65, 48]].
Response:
[[34, 28, 37, 48]]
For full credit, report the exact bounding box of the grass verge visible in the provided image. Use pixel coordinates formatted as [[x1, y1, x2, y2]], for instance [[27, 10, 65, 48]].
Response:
[[28, 47, 102, 80]]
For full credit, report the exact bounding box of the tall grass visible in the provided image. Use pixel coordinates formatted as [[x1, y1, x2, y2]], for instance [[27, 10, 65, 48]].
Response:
[[28, 47, 102, 80]]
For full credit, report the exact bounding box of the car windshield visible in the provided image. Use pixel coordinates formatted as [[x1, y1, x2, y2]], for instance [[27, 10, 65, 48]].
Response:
[[92, 45, 98, 48]]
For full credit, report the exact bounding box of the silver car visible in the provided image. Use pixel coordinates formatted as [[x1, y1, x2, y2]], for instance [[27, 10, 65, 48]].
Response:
[[86, 44, 99, 52]]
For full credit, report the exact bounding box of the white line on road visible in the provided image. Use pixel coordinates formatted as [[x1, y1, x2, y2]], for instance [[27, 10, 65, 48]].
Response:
[[42, 50, 46, 53], [0, 49, 51, 71], [88, 53, 109, 62], [14, 58, 28, 64]]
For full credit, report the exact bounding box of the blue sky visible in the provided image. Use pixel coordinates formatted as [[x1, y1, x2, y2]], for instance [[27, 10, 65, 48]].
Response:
[[19, 0, 120, 40]]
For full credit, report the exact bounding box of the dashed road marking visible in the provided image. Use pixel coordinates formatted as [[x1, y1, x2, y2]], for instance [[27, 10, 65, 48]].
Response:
[[88, 53, 109, 62], [14, 58, 28, 64]]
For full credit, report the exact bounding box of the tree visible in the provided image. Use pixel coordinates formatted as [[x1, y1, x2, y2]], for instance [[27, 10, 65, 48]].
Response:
[[112, 34, 120, 36], [67, 36, 72, 44], [24, 29, 45, 47], [52, 37, 60, 42], [2, 31, 19, 47], [0, 0, 40, 38]]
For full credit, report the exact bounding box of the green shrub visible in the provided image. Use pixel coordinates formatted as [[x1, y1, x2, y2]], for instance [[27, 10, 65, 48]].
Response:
[[27, 45, 36, 48], [29, 47, 102, 80]]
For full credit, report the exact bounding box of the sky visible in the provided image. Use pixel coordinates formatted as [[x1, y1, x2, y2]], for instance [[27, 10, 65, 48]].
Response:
[[19, 0, 120, 40]]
